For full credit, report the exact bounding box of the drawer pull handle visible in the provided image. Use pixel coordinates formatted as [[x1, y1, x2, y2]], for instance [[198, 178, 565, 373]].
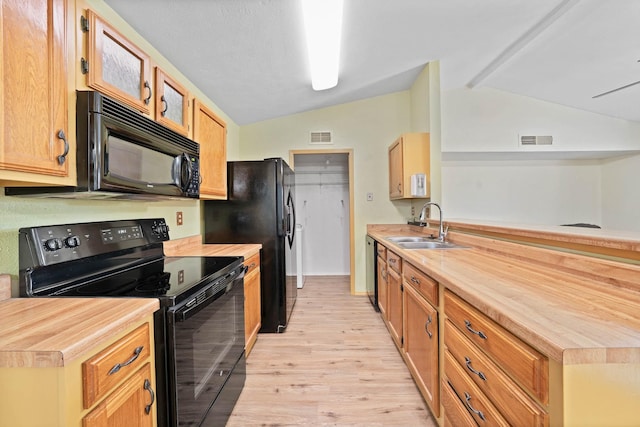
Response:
[[411, 276, 420, 285], [464, 320, 488, 340], [381, 268, 387, 280], [249, 262, 257, 269], [144, 378, 155, 414], [424, 315, 433, 338], [108, 345, 144, 375], [389, 258, 397, 264], [465, 357, 487, 381], [464, 392, 486, 421]]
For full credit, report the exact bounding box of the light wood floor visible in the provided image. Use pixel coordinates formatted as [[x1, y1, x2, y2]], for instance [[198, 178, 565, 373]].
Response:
[[227, 275, 437, 426]]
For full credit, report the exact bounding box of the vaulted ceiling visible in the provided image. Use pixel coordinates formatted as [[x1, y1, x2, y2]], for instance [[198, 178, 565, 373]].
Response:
[[104, 0, 640, 125]]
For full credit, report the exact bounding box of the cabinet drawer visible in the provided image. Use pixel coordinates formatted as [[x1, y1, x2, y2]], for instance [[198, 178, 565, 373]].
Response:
[[387, 250, 402, 274], [403, 262, 438, 306], [83, 323, 151, 408], [445, 321, 548, 427], [376, 244, 387, 259], [442, 379, 478, 427], [444, 290, 549, 404], [444, 351, 510, 427], [244, 252, 260, 276]]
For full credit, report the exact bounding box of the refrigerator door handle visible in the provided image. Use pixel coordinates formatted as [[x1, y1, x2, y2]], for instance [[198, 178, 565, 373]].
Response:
[[287, 191, 296, 248]]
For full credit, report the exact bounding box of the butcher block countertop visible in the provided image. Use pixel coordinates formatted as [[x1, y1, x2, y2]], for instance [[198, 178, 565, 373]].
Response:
[[368, 224, 640, 365], [163, 235, 261, 258], [0, 297, 159, 368]]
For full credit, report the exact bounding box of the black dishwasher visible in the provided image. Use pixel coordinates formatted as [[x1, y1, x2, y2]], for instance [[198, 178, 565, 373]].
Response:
[[366, 235, 379, 311]]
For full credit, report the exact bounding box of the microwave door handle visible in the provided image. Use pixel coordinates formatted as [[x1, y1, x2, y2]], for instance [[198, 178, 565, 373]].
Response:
[[172, 153, 192, 192]]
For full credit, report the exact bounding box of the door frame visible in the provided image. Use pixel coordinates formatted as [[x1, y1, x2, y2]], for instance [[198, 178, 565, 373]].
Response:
[[289, 149, 355, 295]]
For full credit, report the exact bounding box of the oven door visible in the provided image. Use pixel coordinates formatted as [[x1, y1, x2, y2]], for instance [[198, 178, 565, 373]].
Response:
[[166, 269, 245, 427]]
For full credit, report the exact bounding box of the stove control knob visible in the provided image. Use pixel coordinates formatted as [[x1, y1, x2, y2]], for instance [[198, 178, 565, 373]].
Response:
[[65, 235, 81, 248], [44, 238, 63, 251], [151, 222, 169, 238]]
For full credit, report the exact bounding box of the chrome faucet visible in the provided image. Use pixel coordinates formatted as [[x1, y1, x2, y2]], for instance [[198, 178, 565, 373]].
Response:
[[419, 202, 447, 242]]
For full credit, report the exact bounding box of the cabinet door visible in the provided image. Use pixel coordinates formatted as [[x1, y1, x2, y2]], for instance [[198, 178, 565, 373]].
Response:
[[244, 256, 261, 357], [85, 10, 152, 114], [155, 67, 189, 136], [387, 267, 403, 349], [404, 283, 440, 416], [388, 138, 403, 198], [193, 99, 227, 199], [83, 363, 155, 427], [377, 257, 388, 320], [1, 0, 70, 178]]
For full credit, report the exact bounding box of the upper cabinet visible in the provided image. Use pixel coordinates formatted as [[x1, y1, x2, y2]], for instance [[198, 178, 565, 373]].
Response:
[[82, 10, 191, 136], [83, 9, 152, 114], [193, 99, 227, 199], [155, 68, 190, 136], [388, 133, 430, 200], [0, 0, 73, 185]]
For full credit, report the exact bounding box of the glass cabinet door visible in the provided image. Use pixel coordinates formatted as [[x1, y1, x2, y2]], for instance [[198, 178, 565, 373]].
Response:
[[85, 10, 152, 114], [155, 68, 190, 136]]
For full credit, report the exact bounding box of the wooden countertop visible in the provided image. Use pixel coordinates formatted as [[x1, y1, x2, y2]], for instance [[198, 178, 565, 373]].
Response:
[[0, 298, 159, 368], [163, 235, 261, 258], [368, 224, 640, 365]]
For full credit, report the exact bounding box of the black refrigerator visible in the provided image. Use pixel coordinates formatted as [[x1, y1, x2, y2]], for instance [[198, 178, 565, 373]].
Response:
[[203, 158, 297, 333]]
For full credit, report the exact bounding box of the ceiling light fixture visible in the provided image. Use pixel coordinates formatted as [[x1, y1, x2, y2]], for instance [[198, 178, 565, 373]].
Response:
[[301, 0, 343, 91]]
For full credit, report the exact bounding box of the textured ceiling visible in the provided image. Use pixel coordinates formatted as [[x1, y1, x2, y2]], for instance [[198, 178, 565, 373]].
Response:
[[103, 0, 640, 125]]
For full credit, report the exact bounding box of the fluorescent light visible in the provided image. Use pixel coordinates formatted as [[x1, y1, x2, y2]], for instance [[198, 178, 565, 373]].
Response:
[[301, 0, 343, 91]]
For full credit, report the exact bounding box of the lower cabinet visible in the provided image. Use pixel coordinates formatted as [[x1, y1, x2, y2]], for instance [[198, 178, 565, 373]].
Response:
[[444, 289, 548, 426], [376, 245, 388, 319], [386, 252, 403, 349], [244, 252, 261, 356], [403, 282, 440, 417], [0, 316, 157, 427]]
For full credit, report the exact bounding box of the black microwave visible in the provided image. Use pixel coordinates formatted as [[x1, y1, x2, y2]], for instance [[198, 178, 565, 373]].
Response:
[[6, 91, 200, 200]]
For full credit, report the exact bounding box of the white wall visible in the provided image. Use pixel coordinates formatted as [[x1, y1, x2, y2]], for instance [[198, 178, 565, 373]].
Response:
[[295, 161, 350, 275], [442, 160, 602, 225], [441, 87, 640, 229], [239, 92, 414, 293], [601, 153, 640, 230]]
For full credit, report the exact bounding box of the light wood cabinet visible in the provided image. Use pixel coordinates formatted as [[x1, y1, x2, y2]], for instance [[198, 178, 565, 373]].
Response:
[[0, 316, 157, 427], [386, 250, 403, 349], [0, 0, 73, 184], [376, 245, 388, 320], [193, 99, 227, 199], [444, 289, 549, 426], [388, 133, 430, 200], [155, 67, 190, 136], [244, 252, 261, 356], [403, 267, 440, 417], [84, 9, 152, 114], [83, 362, 154, 427]]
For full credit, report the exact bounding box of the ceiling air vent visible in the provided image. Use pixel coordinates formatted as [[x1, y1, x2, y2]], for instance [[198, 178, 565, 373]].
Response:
[[309, 131, 333, 145], [520, 135, 553, 146]]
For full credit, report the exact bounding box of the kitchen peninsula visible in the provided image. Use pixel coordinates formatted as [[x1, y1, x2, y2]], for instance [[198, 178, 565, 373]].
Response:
[[368, 220, 640, 427]]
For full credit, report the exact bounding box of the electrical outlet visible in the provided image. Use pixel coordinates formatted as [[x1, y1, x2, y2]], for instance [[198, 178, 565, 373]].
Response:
[[176, 211, 183, 226], [411, 206, 415, 216], [366, 192, 373, 201], [178, 270, 185, 284]]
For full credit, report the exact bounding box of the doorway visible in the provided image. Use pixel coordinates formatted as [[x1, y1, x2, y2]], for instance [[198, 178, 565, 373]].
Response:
[[289, 149, 355, 294]]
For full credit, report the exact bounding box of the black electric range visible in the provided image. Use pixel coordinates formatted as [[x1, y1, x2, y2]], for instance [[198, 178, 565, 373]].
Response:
[[18, 218, 246, 427]]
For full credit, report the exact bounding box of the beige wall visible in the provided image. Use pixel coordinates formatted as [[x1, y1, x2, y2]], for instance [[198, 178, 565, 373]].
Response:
[[239, 91, 418, 293]]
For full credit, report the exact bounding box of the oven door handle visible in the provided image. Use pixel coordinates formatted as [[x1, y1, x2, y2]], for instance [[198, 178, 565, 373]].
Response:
[[173, 266, 246, 322]]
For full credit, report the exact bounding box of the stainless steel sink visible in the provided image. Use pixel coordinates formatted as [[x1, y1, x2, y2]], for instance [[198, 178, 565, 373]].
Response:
[[386, 236, 434, 243], [397, 241, 468, 250], [385, 236, 468, 249]]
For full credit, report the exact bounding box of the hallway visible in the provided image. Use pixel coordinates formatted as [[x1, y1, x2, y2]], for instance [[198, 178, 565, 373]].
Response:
[[227, 276, 437, 426]]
